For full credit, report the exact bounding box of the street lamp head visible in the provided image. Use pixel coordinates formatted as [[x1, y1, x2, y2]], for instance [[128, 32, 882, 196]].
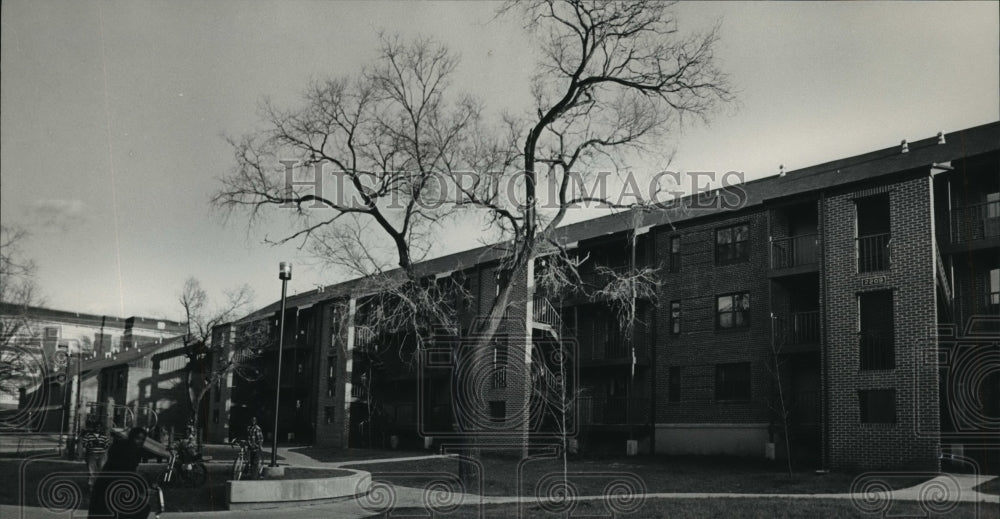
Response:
[[279, 262, 292, 280]]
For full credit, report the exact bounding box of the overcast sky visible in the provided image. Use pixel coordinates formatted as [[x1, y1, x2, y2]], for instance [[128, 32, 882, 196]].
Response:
[[2, 1, 997, 321]]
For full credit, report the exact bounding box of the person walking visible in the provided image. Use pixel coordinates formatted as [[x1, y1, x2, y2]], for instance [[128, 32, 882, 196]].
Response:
[[79, 418, 112, 488], [88, 427, 150, 519], [246, 416, 263, 479]]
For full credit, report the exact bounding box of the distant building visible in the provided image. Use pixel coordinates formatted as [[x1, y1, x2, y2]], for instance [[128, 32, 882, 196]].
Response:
[[2, 304, 186, 435]]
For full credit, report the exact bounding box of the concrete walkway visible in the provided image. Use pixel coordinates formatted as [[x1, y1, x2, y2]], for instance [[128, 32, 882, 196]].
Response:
[[4, 446, 997, 517], [276, 446, 456, 469]]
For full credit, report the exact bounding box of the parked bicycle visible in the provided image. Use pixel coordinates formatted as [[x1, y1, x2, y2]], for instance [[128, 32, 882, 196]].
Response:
[[158, 438, 207, 487], [230, 439, 262, 480]]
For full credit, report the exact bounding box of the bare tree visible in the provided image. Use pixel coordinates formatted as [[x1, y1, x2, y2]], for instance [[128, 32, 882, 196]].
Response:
[[1, 224, 41, 346], [178, 277, 261, 431], [0, 224, 44, 412], [215, 0, 731, 486], [454, 0, 730, 347]]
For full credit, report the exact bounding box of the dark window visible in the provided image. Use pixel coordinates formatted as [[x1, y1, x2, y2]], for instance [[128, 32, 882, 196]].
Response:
[[669, 236, 681, 272], [324, 406, 335, 424], [859, 389, 896, 423], [859, 291, 894, 370], [327, 355, 337, 397], [856, 194, 891, 272], [717, 292, 751, 329], [715, 362, 751, 401], [489, 401, 506, 423], [988, 268, 1000, 309], [670, 301, 681, 335], [212, 410, 219, 424], [715, 224, 749, 265], [496, 269, 511, 296], [492, 343, 508, 389], [668, 366, 681, 403]]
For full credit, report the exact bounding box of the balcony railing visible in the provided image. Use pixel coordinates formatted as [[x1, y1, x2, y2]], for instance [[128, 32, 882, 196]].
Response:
[[577, 397, 650, 426], [859, 330, 894, 370], [533, 296, 562, 329], [773, 311, 820, 346], [951, 200, 1000, 243], [857, 233, 891, 273], [770, 234, 819, 270]]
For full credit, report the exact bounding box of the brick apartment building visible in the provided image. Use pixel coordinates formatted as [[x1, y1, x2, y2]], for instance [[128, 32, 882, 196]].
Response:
[[209, 121, 999, 472]]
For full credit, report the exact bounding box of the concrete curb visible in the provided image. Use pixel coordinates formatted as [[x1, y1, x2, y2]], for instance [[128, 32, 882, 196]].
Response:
[[227, 469, 372, 510]]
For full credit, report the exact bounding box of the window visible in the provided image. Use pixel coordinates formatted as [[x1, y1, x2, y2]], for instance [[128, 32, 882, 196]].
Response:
[[496, 269, 511, 296], [492, 343, 508, 389], [327, 355, 337, 397], [715, 363, 751, 401], [989, 268, 999, 309], [715, 224, 749, 265], [212, 410, 219, 424], [489, 401, 506, 423], [669, 236, 681, 272], [717, 293, 750, 329], [859, 389, 896, 423], [859, 291, 894, 370], [324, 406, 335, 424], [670, 301, 681, 335], [668, 367, 681, 403], [44, 327, 59, 339]]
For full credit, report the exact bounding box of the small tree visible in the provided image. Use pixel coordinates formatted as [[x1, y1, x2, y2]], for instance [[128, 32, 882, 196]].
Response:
[[767, 313, 795, 477], [178, 277, 261, 433]]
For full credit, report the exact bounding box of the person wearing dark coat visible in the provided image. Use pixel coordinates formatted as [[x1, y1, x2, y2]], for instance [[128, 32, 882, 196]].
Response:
[[88, 427, 150, 519]]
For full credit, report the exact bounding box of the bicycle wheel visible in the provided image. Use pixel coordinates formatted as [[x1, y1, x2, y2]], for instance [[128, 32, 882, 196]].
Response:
[[232, 457, 244, 481]]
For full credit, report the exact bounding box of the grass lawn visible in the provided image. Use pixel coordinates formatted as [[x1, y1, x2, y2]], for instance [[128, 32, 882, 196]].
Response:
[[0, 458, 350, 513], [390, 498, 998, 518], [342, 454, 931, 497]]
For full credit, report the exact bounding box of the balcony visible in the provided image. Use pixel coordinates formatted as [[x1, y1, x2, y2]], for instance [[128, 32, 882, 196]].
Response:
[[773, 311, 820, 348], [951, 200, 1000, 243], [578, 337, 649, 365], [770, 234, 819, 272], [577, 397, 650, 426], [857, 233, 891, 273]]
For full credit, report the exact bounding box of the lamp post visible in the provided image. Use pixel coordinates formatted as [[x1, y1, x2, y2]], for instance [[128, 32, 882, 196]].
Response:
[[270, 262, 292, 468]]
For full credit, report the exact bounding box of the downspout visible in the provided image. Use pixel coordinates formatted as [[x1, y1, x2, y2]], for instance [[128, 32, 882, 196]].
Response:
[[819, 192, 830, 471]]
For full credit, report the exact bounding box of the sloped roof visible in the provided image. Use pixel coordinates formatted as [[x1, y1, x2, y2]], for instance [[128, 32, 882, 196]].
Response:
[[236, 121, 1000, 321]]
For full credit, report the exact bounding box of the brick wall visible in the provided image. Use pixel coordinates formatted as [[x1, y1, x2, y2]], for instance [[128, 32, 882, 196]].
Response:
[[824, 175, 940, 470], [652, 208, 772, 427]]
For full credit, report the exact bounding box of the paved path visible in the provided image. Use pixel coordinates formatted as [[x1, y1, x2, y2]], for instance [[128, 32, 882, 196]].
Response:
[[277, 446, 456, 469], [4, 446, 997, 517]]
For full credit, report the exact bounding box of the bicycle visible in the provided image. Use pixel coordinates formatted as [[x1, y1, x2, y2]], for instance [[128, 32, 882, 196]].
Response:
[[230, 439, 262, 480], [158, 439, 207, 487]]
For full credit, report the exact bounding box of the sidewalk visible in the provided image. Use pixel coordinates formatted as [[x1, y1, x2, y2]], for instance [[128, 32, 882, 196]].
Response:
[[4, 446, 997, 517]]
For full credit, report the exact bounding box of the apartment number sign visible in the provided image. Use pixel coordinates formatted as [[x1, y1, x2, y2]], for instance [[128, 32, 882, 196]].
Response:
[[861, 275, 887, 286]]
